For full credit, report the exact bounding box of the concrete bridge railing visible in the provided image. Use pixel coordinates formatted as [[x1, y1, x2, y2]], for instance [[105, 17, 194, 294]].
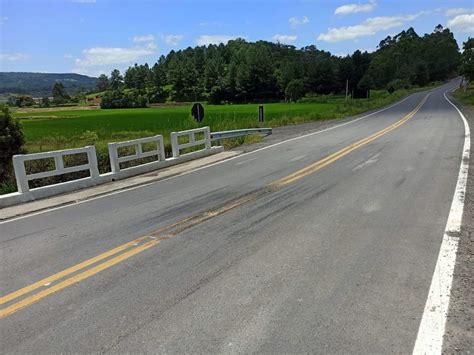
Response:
[[2, 127, 224, 208], [12, 146, 99, 193], [108, 135, 166, 174]]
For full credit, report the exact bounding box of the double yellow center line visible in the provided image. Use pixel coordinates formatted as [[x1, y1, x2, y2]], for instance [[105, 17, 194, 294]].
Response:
[[271, 93, 429, 187], [0, 94, 429, 318]]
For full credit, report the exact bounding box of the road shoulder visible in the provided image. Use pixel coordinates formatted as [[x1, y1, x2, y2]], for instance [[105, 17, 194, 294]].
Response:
[[443, 95, 474, 353]]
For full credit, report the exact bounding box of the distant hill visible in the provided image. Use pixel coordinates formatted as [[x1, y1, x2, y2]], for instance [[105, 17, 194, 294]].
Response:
[[0, 72, 98, 97]]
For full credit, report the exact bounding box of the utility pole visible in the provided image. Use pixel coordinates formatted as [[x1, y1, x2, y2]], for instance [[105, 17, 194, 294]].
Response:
[[345, 79, 349, 101]]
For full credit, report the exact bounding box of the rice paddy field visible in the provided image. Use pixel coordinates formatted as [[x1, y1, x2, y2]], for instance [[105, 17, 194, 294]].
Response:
[[13, 89, 419, 154]]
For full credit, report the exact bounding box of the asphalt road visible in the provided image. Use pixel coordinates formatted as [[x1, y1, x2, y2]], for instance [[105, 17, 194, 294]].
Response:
[[0, 82, 467, 353]]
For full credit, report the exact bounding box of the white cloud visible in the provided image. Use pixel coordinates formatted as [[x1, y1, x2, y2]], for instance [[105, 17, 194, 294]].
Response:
[[0, 52, 28, 61], [133, 34, 155, 43], [272, 34, 298, 43], [317, 13, 421, 42], [448, 13, 474, 33], [196, 35, 244, 46], [164, 34, 184, 46], [445, 8, 470, 17], [75, 45, 155, 67], [64, 54, 73, 59], [335, 0, 377, 16], [289, 16, 309, 28]]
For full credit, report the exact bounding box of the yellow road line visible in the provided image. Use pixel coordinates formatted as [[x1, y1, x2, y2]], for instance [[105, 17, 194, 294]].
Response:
[[0, 94, 429, 318], [0, 237, 165, 318], [271, 94, 428, 187], [0, 235, 151, 305]]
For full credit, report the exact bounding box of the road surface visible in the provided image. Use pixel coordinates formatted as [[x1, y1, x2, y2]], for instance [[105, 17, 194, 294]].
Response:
[[0, 82, 468, 353]]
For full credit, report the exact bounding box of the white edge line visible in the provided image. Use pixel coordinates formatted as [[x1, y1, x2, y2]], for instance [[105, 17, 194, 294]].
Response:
[[0, 88, 434, 224], [413, 88, 470, 354]]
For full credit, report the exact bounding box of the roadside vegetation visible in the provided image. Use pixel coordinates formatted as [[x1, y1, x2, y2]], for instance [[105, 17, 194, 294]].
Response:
[[454, 38, 474, 107], [0, 106, 24, 194], [455, 84, 474, 107]]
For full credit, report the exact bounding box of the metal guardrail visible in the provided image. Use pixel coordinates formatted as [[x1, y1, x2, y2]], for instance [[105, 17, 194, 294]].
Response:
[[210, 128, 272, 141]]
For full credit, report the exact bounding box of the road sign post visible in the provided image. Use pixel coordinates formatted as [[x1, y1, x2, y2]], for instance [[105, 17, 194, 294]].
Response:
[[191, 103, 204, 123], [259, 105, 264, 123]]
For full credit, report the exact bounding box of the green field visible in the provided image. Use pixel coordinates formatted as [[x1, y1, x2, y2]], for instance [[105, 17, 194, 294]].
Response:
[[14, 89, 421, 154]]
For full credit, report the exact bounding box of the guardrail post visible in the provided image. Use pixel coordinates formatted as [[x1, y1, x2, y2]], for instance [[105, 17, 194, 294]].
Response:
[[54, 155, 64, 171], [204, 127, 211, 149], [86, 146, 100, 178], [171, 132, 180, 158], [158, 137, 165, 161], [108, 143, 120, 173], [12, 155, 29, 193]]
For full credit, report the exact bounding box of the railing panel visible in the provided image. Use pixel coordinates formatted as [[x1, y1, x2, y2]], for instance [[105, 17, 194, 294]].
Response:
[[170, 127, 211, 158], [12, 146, 98, 193], [108, 135, 165, 173]]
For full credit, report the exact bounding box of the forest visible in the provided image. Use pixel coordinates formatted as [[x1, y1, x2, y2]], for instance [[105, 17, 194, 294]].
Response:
[[98, 25, 462, 107]]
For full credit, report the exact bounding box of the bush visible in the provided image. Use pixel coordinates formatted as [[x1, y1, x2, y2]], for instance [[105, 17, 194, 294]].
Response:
[[0, 105, 24, 188], [101, 89, 148, 109], [387, 79, 411, 91]]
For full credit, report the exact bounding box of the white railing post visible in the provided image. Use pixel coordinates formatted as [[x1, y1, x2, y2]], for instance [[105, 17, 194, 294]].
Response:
[[171, 132, 180, 158], [54, 155, 64, 171], [204, 127, 211, 149], [86, 146, 99, 178], [158, 138, 165, 161], [12, 155, 29, 193], [108, 143, 120, 174]]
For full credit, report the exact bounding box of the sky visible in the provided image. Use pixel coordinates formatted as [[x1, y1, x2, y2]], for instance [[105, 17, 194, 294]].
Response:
[[0, 0, 473, 77]]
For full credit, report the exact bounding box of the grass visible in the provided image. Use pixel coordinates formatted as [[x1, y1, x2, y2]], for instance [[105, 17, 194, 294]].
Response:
[[14, 88, 426, 154]]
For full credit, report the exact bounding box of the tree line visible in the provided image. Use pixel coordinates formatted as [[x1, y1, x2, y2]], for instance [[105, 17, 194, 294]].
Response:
[[8, 82, 81, 107], [98, 25, 463, 108]]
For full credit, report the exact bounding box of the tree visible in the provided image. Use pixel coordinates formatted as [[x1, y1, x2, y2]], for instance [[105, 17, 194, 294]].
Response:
[[15, 95, 34, 107], [0, 105, 24, 182], [100, 89, 147, 109], [357, 73, 374, 90], [97, 74, 110, 91], [41, 96, 50, 107], [462, 38, 474, 81], [423, 26, 461, 81], [414, 62, 430, 86], [52, 82, 69, 104], [285, 79, 305, 102], [109, 69, 124, 90]]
